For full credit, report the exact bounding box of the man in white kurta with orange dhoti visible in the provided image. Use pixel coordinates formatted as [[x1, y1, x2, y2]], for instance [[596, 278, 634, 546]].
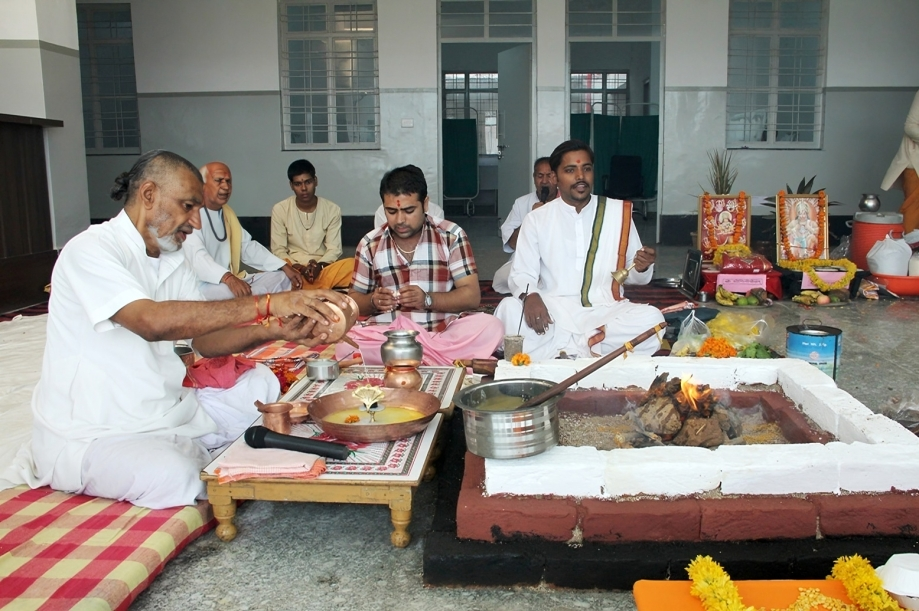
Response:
[[494, 140, 665, 361]]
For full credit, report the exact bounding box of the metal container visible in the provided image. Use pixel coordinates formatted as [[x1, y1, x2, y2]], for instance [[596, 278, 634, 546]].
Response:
[[306, 359, 340, 381], [453, 379, 562, 459], [786, 320, 842, 379], [380, 329, 423, 366], [859, 193, 881, 212]]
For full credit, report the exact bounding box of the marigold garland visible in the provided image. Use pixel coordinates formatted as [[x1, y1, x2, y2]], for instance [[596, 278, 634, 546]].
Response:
[[778, 257, 856, 292], [713, 243, 753, 268], [685, 554, 898, 611], [831, 555, 901, 611], [778, 191, 828, 261], [510, 352, 531, 366]]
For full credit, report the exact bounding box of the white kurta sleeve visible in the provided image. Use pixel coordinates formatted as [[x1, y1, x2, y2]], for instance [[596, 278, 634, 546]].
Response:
[[183, 230, 231, 284], [500, 195, 529, 252], [507, 211, 542, 298], [624, 219, 654, 285], [240, 227, 285, 271]]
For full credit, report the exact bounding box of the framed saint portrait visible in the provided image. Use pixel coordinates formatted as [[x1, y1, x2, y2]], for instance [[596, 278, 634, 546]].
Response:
[[697, 193, 751, 261], [776, 192, 829, 261]]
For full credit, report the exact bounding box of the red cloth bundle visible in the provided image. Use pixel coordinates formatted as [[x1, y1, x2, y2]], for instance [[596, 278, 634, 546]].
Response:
[[719, 253, 773, 273], [183, 355, 257, 389]]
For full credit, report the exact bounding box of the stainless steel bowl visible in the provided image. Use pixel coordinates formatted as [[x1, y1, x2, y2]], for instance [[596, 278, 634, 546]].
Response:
[[306, 359, 340, 381], [453, 378, 562, 459]]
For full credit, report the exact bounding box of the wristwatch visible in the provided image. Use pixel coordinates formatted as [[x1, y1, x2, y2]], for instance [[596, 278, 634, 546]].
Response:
[[423, 292, 433, 309]]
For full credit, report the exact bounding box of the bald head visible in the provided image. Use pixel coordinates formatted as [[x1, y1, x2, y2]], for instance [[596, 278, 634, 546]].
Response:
[[200, 161, 233, 210]]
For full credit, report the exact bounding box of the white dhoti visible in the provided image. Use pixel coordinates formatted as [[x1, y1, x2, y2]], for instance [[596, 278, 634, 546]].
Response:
[[495, 295, 665, 362], [491, 258, 513, 295], [79, 364, 279, 509], [199, 271, 291, 301]]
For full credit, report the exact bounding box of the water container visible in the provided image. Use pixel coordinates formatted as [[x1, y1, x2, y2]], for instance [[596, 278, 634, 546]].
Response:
[[849, 211, 904, 270]]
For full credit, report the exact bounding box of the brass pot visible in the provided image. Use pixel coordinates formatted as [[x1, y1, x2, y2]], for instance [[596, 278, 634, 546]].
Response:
[[383, 363, 423, 391]]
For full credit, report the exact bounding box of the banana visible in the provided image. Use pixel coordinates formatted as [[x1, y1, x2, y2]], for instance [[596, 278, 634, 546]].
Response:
[[716, 286, 738, 306], [792, 294, 816, 305]]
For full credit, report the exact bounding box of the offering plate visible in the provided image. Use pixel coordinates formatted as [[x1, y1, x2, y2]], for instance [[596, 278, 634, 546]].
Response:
[[308, 387, 440, 443]]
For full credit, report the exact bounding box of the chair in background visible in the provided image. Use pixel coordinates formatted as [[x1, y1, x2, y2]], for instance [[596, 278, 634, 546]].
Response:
[[603, 155, 655, 220]]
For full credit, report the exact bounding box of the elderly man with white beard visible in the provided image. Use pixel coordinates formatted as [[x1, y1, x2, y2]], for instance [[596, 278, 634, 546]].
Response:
[[20, 150, 352, 509]]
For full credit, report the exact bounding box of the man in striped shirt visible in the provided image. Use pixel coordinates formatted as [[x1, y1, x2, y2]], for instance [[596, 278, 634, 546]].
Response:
[[336, 165, 503, 365]]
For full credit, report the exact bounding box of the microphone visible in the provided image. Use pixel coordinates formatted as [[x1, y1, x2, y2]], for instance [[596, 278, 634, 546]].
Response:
[[244, 425, 351, 461], [539, 185, 551, 203]]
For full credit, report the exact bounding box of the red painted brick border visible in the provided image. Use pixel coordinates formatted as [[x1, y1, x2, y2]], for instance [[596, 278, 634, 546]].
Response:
[[456, 453, 919, 543]]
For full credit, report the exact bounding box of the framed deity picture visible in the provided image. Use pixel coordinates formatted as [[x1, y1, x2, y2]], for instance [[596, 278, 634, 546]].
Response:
[[697, 193, 751, 261], [776, 192, 829, 261]]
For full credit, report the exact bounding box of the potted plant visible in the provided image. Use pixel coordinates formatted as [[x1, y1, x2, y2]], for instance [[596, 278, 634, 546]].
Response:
[[696, 149, 750, 261]]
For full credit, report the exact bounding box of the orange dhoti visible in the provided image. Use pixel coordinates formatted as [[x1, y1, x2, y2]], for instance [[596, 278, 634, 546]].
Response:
[[900, 168, 919, 233], [301, 258, 354, 290]]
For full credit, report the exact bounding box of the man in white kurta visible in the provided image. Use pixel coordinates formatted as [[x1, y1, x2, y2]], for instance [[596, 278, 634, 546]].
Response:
[[492, 158, 557, 294], [494, 141, 665, 361], [185, 162, 299, 300], [24, 151, 354, 509]]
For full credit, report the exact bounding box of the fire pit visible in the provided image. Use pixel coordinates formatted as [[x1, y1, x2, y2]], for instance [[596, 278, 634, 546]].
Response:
[[455, 356, 919, 544]]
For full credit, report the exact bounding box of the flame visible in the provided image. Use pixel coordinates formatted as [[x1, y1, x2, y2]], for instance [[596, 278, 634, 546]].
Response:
[[680, 374, 705, 412]]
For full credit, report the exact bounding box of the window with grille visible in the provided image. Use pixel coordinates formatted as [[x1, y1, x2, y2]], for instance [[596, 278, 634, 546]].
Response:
[[279, 1, 380, 149], [440, 0, 533, 40], [443, 72, 499, 155], [568, 0, 662, 39], [726, 0, 827, 148], [570, 72, 629, 115], [77, 4, 140, 154]]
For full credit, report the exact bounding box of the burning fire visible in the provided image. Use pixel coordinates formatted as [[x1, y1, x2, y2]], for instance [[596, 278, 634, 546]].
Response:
[[680, 374, 712, 414]]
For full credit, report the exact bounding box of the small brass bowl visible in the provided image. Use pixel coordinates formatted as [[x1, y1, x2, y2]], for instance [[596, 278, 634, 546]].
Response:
[[308, 388, 440, 443]]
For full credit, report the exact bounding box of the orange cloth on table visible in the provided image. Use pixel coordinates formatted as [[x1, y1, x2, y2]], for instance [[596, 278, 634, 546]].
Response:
[[632, 579, 853, 610], [213, 442, 326, 484], [182, 355, 257, 389], [299, 258, 354, 290], [900, 167, 919, 233]]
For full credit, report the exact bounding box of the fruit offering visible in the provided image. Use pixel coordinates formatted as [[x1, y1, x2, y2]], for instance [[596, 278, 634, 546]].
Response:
[[715, 286, 772, 307], [791, 289, 849, 306]]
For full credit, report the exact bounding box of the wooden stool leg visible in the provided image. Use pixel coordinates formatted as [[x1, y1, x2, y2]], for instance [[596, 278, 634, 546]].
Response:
[[389, 495, 412, 548], [209, 487, 238, 542]]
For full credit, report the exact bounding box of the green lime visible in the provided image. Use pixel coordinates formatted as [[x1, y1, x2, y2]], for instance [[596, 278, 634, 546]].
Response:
[[735, 297, 749, 306], [830, 296, 841, 303]]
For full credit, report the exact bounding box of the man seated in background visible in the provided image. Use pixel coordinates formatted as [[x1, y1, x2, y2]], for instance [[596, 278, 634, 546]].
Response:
[[492, 157, 558, 294], [494, 140, 664, 361], [20, 150, 351, 509], [184, 162, 301, 299], [337, 165, 503, 365], [271, 159, 353, 289]]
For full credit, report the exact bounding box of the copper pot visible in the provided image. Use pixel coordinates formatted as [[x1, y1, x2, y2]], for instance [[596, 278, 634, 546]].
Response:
[[256, 400, 294, 435], [383, 362, 423, 391], [312, 296, 359, 344]]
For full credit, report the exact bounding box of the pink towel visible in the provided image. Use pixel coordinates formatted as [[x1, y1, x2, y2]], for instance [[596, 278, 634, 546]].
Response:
[[183, 355, 257, 389], [213, 442, 326, 484]]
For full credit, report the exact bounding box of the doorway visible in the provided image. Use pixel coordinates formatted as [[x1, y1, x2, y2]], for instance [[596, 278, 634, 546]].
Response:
[[441, 42, 532, 219]]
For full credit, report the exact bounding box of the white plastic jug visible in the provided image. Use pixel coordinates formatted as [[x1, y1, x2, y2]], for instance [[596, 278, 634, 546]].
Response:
[[867, 233, 912, 276], [909, 251, 919, 276]]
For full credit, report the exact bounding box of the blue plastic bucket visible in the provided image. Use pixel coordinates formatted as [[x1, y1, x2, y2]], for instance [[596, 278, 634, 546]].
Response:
[[785, 320, 842, 379]]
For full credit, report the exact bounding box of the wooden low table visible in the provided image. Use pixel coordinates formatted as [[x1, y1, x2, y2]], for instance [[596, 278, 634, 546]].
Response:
[[201, 366, 463, 548]]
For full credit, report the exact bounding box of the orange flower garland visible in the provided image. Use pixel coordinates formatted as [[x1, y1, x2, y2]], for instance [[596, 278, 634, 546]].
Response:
[[778, 190, 827, 261]]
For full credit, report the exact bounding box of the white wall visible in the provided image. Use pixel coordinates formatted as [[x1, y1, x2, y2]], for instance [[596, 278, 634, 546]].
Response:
[[535, 0, 566, 158], [0, 0, 89, 247], [85, 0, 441, 219]]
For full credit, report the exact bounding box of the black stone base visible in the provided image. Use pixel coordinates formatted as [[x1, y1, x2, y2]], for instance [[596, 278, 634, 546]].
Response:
[[422, 416, 919, 589]]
